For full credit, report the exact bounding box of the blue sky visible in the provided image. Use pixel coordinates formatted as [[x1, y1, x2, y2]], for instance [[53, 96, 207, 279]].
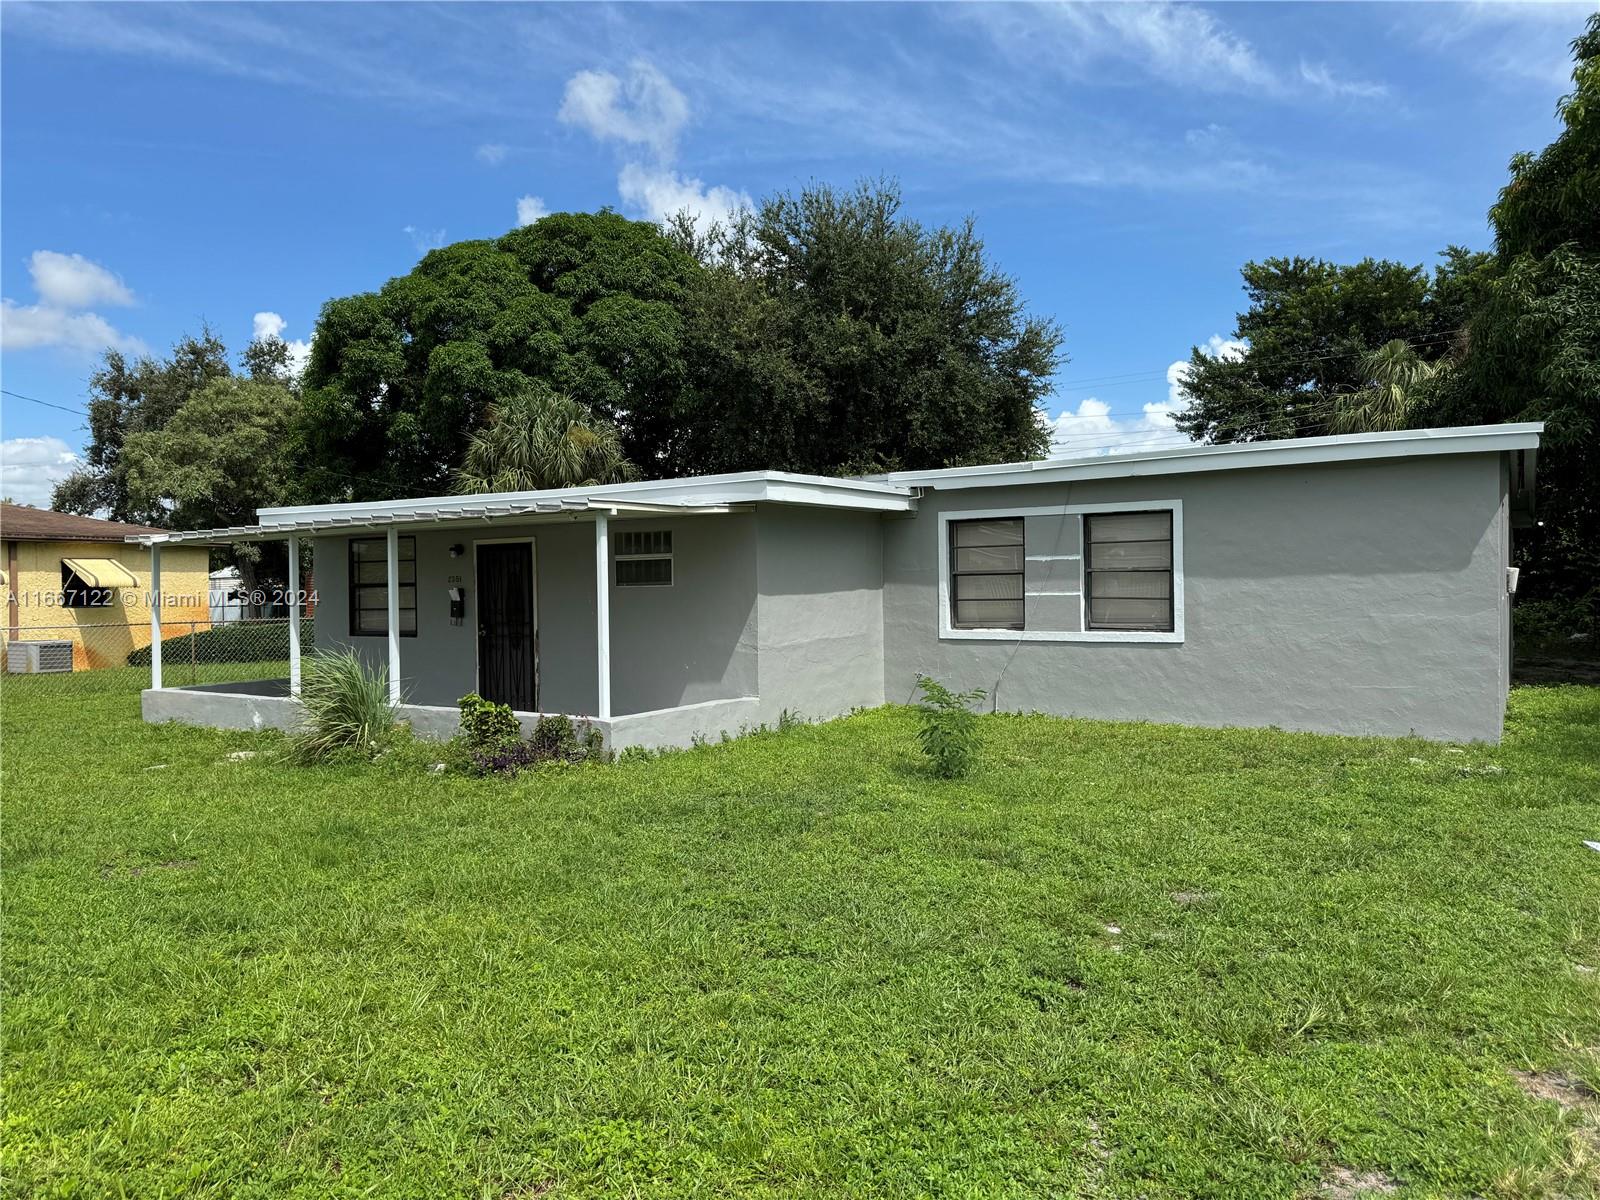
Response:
[[1, 1, 1590, 504]]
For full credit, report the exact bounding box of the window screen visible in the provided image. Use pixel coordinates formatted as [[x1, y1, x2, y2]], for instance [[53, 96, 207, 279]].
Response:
[[616, 529, 672, 587], [1085, 511, 1173, 632], [348, 536, 417, 637], [949, 518, 1024, 629]]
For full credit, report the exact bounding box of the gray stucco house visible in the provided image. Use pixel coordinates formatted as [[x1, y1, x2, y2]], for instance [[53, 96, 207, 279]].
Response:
[[134, 422, 1541, 746]]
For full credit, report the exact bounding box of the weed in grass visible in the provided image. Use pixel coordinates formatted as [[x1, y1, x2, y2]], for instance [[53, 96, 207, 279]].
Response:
[[914, 674, 986, 778]]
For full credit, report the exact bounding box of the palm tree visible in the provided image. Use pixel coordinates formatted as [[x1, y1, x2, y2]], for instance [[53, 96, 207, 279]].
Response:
[[1329, 339, 1441, 434], [452, 386, 637, 494]]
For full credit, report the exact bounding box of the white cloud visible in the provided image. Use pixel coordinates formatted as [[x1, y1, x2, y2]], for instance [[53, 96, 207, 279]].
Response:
[[0, 436, 81, 507], [0, 299, 145, 355], [558, 60, 690, 161], [1045, 396, 1190, 458], [1298, 61, 1388, 99], [558, 59, 748, 236], [476, 142, 509, 166], [1044, 334, 1249, 458], [964, 2, 1276, 94], [515, 194, 549, 226], [253, 311, 287, 341], [251, 310, 311, 375], [963, 3, 1397, 102], [616, 164, 750, 236], [2, 250, 144, 358], [403, 225, 445, 253], [29, 250, 135, 309]]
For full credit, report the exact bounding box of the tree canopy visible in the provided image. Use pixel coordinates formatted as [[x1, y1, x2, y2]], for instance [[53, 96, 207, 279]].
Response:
[[120, 375, 303, 595], [297, 211, 697, 501], [298, 184, 1064, 494], [1171, 250, 1493, 444], [52, 330, 236, 525], [1430, 11, 1600, 599], [666, 180, 1062, 476], [52, 327, 303, 525]]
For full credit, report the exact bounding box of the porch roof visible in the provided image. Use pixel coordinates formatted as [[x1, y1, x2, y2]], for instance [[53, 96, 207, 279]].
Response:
[[123, 471, 919, 547]]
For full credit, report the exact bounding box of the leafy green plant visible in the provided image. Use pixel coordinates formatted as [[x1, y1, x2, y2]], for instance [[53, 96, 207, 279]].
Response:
[[466, 713, 610, 776], [914, 674, 986, 779], [1514, 595, 1600, 655], [458, 693, 522, 751], [529, 713, 578, 758], [288, 650, 398, 763]]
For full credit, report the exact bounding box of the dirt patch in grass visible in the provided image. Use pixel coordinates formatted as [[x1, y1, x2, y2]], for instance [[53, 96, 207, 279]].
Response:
[[1171, 890, 1211, 906], [1511, 1069, 1595, 1110], [1317, 1166, 1400, 1197]]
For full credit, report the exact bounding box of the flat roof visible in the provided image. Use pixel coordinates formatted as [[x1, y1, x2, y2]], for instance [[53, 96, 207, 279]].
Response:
[[126, 422, 1541, 546], [126, 472, 919, 545], [874, 422, 1543, 490]]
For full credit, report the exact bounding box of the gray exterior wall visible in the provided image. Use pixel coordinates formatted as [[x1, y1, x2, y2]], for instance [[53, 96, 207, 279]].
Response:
[[753, 505, 885, 724], [312, 513, 757, 717], [294, 450, 1513, 746], [883, 454, 1511, 742]]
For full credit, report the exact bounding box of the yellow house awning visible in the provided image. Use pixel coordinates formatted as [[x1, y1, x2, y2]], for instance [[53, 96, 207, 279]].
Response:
[[62, 557, 139, 588]]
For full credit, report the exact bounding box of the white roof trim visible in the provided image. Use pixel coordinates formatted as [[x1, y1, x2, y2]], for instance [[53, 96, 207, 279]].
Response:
[[126, 474, 917, 545], [875, 423, 1543, 490]]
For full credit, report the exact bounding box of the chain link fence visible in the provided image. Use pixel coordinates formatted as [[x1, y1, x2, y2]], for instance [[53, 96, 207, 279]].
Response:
[[1, 617, 311, 695]]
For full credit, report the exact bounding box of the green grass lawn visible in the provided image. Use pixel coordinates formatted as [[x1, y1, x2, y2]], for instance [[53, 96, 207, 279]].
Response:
[[4, 676, 1599, 1198]]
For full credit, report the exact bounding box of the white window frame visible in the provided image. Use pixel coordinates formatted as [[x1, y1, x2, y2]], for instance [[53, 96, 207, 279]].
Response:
[[614, 528, 673, 588], [936, 501, 1184, 643]]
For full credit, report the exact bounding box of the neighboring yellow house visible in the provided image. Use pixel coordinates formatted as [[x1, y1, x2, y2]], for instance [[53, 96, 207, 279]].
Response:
[[2, 504, 211, 672]]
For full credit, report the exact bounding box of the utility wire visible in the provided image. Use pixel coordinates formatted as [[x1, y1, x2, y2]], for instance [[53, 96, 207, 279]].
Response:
[[0, 388, 89, 416]]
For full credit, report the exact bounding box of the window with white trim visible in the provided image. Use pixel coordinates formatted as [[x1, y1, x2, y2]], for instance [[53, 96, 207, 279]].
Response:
[[615, 530, 672, 587], [949, 518, 1024, 629], [1085, 511, 1174, 632]]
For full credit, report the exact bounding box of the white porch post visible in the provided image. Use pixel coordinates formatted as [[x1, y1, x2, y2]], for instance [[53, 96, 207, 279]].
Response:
[[149, 542, 162, 690], [287, 533, 301, 697], [595, 512, 611, 719], [385, 526, 401, 705]]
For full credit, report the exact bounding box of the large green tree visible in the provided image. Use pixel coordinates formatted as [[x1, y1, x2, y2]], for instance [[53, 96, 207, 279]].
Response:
[[666, 180, 1062, 475], [52, 329, 234, 524], [297, 211, 697, 501], [453, 384, 635, 494], [1172, 250, 1494, 444], [120, 375, 303, 599], [1430, 13, 1600, 600]]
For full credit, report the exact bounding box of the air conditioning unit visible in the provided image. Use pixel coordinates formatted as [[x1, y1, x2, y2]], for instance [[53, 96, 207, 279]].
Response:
[[7, 640, 74, 674]]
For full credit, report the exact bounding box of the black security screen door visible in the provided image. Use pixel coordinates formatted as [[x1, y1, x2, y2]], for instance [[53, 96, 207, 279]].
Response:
[[477, 543, 536, 711]]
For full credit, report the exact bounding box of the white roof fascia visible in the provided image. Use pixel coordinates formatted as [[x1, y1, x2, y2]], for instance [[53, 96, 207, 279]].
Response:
[[124, 499, 756, 546], [879, 423, 1543, 491], [254, 471, 914, 527]]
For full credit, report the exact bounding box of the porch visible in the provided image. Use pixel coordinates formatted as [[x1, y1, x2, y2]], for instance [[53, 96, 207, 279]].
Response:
[[125, 473, 912, 750]]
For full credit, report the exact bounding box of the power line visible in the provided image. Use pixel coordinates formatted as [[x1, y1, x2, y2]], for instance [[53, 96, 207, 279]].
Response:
[[0, 388, 88, 416]]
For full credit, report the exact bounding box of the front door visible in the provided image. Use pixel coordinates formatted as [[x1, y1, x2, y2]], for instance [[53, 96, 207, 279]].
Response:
[[476, 542, 536, 711]]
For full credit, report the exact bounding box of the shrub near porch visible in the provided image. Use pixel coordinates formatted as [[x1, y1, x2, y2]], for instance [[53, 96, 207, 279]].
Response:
[[3, 674, 1598, 1197]]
